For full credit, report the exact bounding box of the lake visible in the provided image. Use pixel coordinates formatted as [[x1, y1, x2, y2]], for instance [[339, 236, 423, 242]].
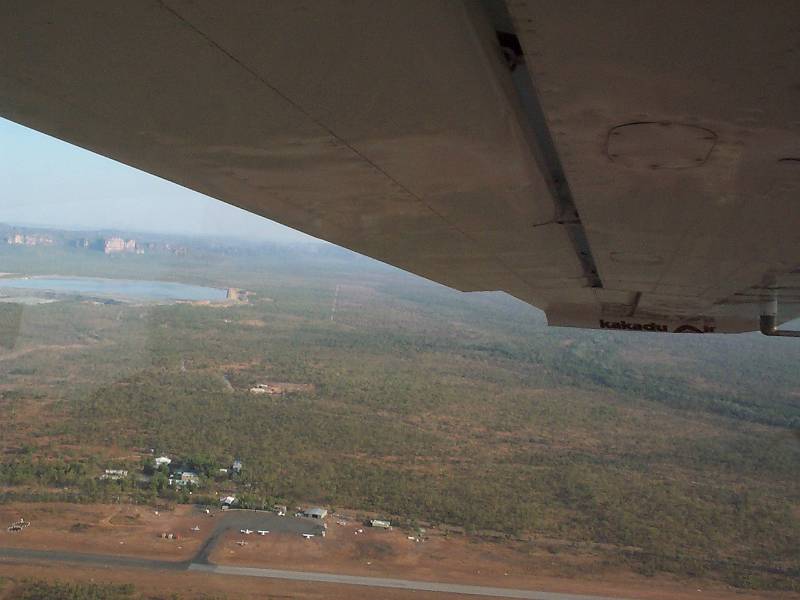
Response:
[[0, 276, 228, 302]]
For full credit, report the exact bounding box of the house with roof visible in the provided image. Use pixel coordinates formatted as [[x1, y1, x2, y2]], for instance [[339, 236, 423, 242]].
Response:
[[369, 519, 391, 529], [179, 470, 199, 485], [169, 469, 199, 487]]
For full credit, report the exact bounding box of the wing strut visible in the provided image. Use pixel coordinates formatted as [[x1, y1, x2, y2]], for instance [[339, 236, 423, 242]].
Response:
[[760, 297, 800, 337]]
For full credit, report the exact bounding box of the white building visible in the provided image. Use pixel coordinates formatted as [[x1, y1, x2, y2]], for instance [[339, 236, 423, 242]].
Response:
[[169, 470, 199, 487], [180, 471, 199, 485], [101, 469, 128, 481], [302, 507, 328, 519], [369, 519, 391, 529], [154, 456, 172, 467]]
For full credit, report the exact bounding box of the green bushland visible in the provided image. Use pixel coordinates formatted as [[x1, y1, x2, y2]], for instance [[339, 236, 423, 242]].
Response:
[[0, 239, 798, 590]]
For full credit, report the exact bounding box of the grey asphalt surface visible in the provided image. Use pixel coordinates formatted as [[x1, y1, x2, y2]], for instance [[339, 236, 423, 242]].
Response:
[[0, 509, 629, 600], [194, 509, 323, 564], [0, 545, 188, 571], [189, 563, 628, 600]]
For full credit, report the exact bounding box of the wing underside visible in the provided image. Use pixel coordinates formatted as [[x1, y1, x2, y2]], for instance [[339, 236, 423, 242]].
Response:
[[0, 1, 798, 333]]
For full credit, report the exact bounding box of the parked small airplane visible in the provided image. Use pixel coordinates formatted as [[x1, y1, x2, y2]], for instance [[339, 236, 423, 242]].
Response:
[[240, 528, 253, 534], [257, 530, 269, 535], [190, 525, 200, 532], [302, 533, 315, 539], [235, 540, 247, 546]]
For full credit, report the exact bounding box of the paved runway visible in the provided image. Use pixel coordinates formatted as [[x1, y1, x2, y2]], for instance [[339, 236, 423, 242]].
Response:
[[190, 563, 627, 600], [0, 546, 628, 600], [0, 509, 630, 600], [0, 545, 188, 571]]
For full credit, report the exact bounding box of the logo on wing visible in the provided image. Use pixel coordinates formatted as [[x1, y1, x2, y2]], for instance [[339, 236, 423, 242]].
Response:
[[599, 320, 715, 333]]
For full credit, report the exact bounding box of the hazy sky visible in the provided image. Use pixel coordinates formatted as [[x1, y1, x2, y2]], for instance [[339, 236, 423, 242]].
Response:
[[0, 117, 314, 243]]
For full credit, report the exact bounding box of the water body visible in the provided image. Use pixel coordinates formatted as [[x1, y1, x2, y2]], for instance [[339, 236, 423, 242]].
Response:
[[0, 276, 227, 302]]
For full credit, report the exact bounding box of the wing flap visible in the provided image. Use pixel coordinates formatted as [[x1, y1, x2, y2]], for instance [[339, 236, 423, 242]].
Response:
[[509, 0, 800, 331]]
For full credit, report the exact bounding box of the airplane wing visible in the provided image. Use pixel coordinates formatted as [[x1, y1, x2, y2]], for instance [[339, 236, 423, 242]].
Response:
[[1, 1, 798, 334]]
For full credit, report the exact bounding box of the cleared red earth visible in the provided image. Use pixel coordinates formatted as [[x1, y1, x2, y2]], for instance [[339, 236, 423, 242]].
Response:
[[1, 503, 798, 599]]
